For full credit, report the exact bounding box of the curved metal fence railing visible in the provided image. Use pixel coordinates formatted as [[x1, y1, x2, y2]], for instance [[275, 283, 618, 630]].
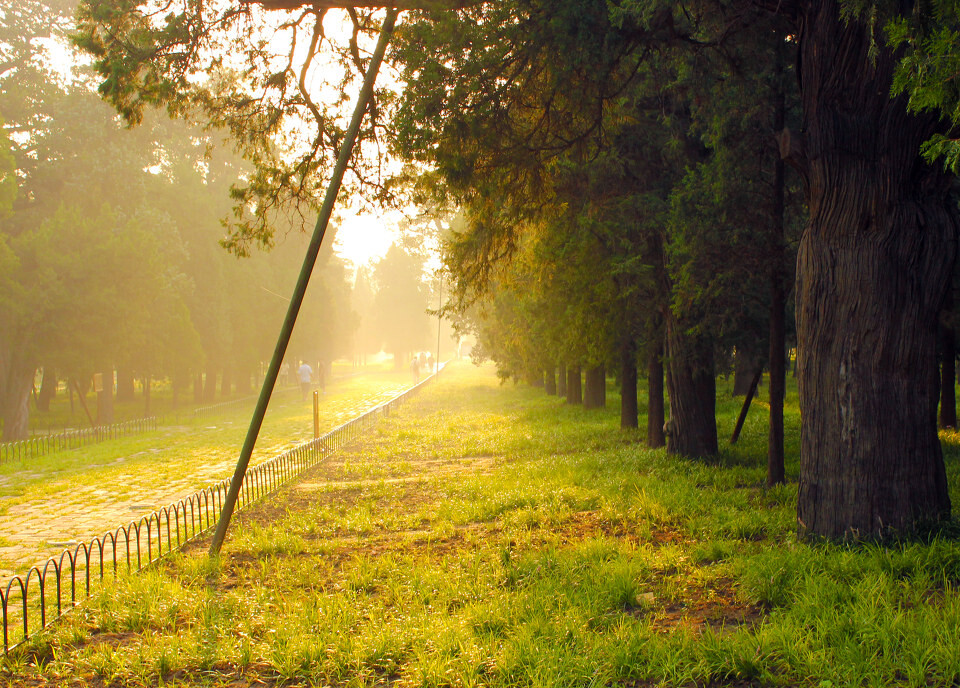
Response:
[[0, 417, 160, 465], [1, 366, 443, 654]]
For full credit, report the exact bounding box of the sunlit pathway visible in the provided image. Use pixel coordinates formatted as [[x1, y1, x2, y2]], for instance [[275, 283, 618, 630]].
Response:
[[0, 372, 413, 578]]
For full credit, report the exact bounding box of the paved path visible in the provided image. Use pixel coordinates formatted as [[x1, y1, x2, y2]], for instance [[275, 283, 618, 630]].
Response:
[[0, 376, 412, 579]]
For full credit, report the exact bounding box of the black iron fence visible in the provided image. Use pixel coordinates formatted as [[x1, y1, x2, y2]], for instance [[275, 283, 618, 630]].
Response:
[[0, 417, 161, 465], [1, 366, 442, 654]]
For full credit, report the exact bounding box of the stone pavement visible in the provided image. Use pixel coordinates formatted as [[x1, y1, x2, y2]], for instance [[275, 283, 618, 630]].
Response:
[[0, 378, 412, 580]]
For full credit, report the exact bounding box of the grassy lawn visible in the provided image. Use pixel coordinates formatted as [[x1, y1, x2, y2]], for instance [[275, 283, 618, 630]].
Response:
[[4, 361, 960, 687]]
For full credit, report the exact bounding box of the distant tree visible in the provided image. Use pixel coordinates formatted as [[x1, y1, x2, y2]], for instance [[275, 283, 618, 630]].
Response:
[[373, 244, 431, 367]]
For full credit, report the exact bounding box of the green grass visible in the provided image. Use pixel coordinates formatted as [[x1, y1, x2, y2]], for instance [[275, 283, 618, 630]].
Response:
[[3, 361, 959, 687]]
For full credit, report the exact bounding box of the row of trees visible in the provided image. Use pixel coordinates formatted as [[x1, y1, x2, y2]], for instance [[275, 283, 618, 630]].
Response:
[[0, 1, 437, 440], [384, 0, 960, 540], [70, 0, 960, 541]]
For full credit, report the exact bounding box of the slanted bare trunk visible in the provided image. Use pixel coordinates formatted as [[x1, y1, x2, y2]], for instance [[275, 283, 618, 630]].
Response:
[[794, 0, 954, 538]]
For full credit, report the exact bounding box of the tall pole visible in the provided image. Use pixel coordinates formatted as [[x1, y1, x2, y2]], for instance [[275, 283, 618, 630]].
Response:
[[209, 9, 398, 556], [436, 272, 442, 374]]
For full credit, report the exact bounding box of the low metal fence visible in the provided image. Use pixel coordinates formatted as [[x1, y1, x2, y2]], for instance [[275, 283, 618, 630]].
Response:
[[1, 366, 442, 654], [0, 417, 161, 465]]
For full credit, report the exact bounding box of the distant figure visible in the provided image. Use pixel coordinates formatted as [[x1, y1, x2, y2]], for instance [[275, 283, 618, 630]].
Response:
[[298, 361, 313, 400], [426, 352, 434, 373], [410, 356, 420, 384]]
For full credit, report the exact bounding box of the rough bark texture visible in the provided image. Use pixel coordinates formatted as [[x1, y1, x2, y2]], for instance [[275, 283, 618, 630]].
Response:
[[566, 365, 582, 405], [583, 366, 606, 409], [664, 316, 717, 457], [647, 343, 665, 448], [795, 0, 954, 538], [545, 367, 557, 395], [621, 339, 639, 429], [940, 324, 956, 429]]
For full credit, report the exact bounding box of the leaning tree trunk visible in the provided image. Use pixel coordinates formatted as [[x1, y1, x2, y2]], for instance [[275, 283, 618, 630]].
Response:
[[583, 365, 606, 409], [794, 0, 955, 538], [939, 317, 957, 429], [647, 343, 665, 448], [664, 315, 717, 457], [566, 364, 582, 405], [620, 338, 638, 429]]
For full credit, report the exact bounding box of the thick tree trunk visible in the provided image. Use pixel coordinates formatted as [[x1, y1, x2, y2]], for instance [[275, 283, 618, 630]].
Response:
[[620, 339, 638, 429], [583, 365, 605, 409], [37, 368, 57, 413], [545, 366, 557, 395], [940, 324, 957, 429], [647, 343, 665, 447], [566, 365, 582, 404], [557, 363, 567, 397], [116, 367, 135, 403], [795, 0, 954, 538], [664, 316, 717, 457]]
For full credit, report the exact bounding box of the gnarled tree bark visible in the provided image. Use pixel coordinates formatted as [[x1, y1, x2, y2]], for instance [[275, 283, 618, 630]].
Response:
[[795, 0, 955, 538]]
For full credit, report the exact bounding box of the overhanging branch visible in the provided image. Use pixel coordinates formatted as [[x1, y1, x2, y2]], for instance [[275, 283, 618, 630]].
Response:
[[243, 0, 483, 10]]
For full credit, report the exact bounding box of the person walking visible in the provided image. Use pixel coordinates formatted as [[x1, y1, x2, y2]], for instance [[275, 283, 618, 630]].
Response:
[[298, 360, 313, 400]]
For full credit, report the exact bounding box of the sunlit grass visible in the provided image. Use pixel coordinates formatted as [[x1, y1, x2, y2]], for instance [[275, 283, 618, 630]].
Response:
[[4, 361, 960, 687]]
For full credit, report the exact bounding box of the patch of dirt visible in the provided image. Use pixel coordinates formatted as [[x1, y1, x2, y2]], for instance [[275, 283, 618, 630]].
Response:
[[627, 577, 765, 635]]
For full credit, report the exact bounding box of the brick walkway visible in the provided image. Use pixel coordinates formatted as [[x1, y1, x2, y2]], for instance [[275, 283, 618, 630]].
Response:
[[0, 378, 411, 579]]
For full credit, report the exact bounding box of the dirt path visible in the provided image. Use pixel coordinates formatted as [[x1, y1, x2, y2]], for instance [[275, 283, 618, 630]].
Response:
[[0, 378, 412, 578]]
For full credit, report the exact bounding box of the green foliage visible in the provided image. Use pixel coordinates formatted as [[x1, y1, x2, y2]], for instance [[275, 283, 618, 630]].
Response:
[[887, 2, 960, 171]]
